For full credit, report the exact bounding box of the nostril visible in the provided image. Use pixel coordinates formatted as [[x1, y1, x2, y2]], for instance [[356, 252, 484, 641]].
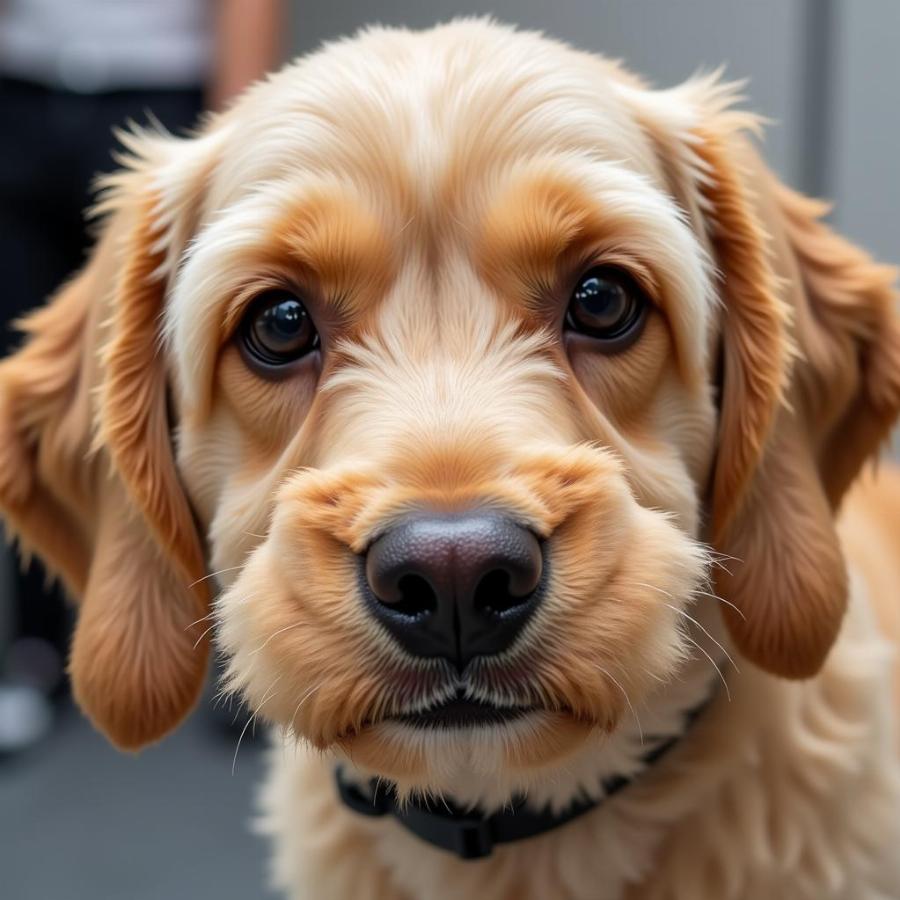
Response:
[[364, 514, 544, 664], [378, 573, 437, 618], [473, 568, 533, 615]]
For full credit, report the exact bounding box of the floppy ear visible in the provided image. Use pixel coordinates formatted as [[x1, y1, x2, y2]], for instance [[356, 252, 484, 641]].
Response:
[[624, 77, 900, 678], [0, 126, 223, 748], [706, 141, 900, 678]]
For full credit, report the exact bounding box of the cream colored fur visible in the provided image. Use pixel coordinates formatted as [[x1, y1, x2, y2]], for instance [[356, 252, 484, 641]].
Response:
[[0, 19, 899, 900], [261, 563, 900, 900]]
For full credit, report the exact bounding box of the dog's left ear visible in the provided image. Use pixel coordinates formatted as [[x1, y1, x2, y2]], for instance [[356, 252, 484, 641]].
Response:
[[0, 124, 228, 747], [620, 76, 900, 677]]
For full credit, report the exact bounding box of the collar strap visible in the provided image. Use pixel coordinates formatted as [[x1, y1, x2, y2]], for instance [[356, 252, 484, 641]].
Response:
[[335, 692, 715, 860]]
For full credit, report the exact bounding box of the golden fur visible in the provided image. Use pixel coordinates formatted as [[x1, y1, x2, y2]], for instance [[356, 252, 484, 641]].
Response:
[[1, 19, 899, 899]]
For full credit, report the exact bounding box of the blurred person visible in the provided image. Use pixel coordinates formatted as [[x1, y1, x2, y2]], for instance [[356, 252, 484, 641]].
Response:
[[0, 0, 283, 755]]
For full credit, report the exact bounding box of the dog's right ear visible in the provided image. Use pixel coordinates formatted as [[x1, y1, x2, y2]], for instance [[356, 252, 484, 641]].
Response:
[[0, 124, 228, 749]]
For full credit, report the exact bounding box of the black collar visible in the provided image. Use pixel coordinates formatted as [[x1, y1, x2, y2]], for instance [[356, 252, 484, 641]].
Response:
[[335, 690, 716, 860]]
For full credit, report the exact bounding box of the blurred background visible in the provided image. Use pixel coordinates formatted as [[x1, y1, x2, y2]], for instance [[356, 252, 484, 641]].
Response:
[[0, 1, 897, 898]]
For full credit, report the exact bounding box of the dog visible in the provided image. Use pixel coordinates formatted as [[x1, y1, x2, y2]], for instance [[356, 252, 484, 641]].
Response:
[[2, 18, 900, 900]]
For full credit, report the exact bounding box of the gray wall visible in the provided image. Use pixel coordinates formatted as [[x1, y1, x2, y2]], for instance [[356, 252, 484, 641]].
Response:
[[831, 0, 900, 264]]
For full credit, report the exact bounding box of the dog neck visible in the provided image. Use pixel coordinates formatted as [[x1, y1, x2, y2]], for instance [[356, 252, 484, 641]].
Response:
[[335, 679, 718, 859], [333, 597, 729, 851]]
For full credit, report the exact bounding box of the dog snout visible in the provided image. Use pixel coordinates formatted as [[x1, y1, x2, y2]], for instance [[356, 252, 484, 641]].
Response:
[[364, 512, 543, 670]]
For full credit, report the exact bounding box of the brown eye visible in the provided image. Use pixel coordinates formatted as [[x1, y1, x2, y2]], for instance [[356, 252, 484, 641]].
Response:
[[565, 266, 647, 349], [241, 290, 319, 367]]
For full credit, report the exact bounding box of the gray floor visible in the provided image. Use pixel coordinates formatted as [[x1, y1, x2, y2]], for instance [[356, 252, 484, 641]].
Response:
[[0, 697, 274, 900]]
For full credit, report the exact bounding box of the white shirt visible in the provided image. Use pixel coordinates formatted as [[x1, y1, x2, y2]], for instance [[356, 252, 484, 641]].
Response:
[[0, 0, 212, 92]]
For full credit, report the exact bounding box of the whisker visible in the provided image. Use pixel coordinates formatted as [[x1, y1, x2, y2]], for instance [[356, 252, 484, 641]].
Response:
[[233, 678, 280, 774], [192, 622, 218, 650], [622, 577, 747, 622], [252, 678, 282, 738], [189, 566, 244, 589], [289, 681, 325, 736], [707, 550, 743, 565], [682, 634, 731, 702], [662, 603, 740, 674], [250, 623, 302, 656], [184, 610, 216, 632], [622, 580, 676, 601], [692, 589, 746, 621], [593, 664, 643, 746], [642, 667, 668, 686], [211, 685, 234, 710], [371, 777, 382, 810], [699, 547, 743, 576], [232, 717, 255, 776], [230, 699, 246, 727]]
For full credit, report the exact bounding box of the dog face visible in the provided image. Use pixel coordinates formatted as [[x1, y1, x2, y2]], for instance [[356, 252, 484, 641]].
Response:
[[1, 22, 898, 799], [182, 27, 718, 790]]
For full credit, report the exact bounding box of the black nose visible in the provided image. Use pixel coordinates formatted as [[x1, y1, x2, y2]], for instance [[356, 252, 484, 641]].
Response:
[[364, 513, 543, 670]]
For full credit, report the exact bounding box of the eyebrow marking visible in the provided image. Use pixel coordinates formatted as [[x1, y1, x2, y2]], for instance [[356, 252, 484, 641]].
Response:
[[269, 184, 395, 318], [478, 170, 637, 309], [475, 159, 713, 391]]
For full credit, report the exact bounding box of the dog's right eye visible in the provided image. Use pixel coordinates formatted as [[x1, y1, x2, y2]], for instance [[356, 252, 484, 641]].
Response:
[[240, 290, 320, 368]]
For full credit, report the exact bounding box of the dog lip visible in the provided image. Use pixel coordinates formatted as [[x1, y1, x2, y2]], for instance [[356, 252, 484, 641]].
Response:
[[390, 693, 535, 729]]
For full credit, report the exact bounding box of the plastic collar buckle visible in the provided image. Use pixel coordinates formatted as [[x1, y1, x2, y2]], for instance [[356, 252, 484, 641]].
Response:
[[452, 816, 494, 859]]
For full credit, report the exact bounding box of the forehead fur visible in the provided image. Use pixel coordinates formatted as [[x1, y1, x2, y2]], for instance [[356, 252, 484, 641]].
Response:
[[157, 19, 719, 421], [207, 19, 663, 218]]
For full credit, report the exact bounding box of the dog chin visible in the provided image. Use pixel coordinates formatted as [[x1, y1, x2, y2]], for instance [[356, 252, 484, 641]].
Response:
[[333, 708, 597, 794]]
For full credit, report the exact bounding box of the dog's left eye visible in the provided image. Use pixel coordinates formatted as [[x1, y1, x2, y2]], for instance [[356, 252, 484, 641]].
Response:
[[240, 290, 319, 367], [565, 266, 647, 348]]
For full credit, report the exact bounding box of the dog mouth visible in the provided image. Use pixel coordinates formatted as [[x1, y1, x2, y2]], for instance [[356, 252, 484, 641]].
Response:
[[391, 692, 536, 729]]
